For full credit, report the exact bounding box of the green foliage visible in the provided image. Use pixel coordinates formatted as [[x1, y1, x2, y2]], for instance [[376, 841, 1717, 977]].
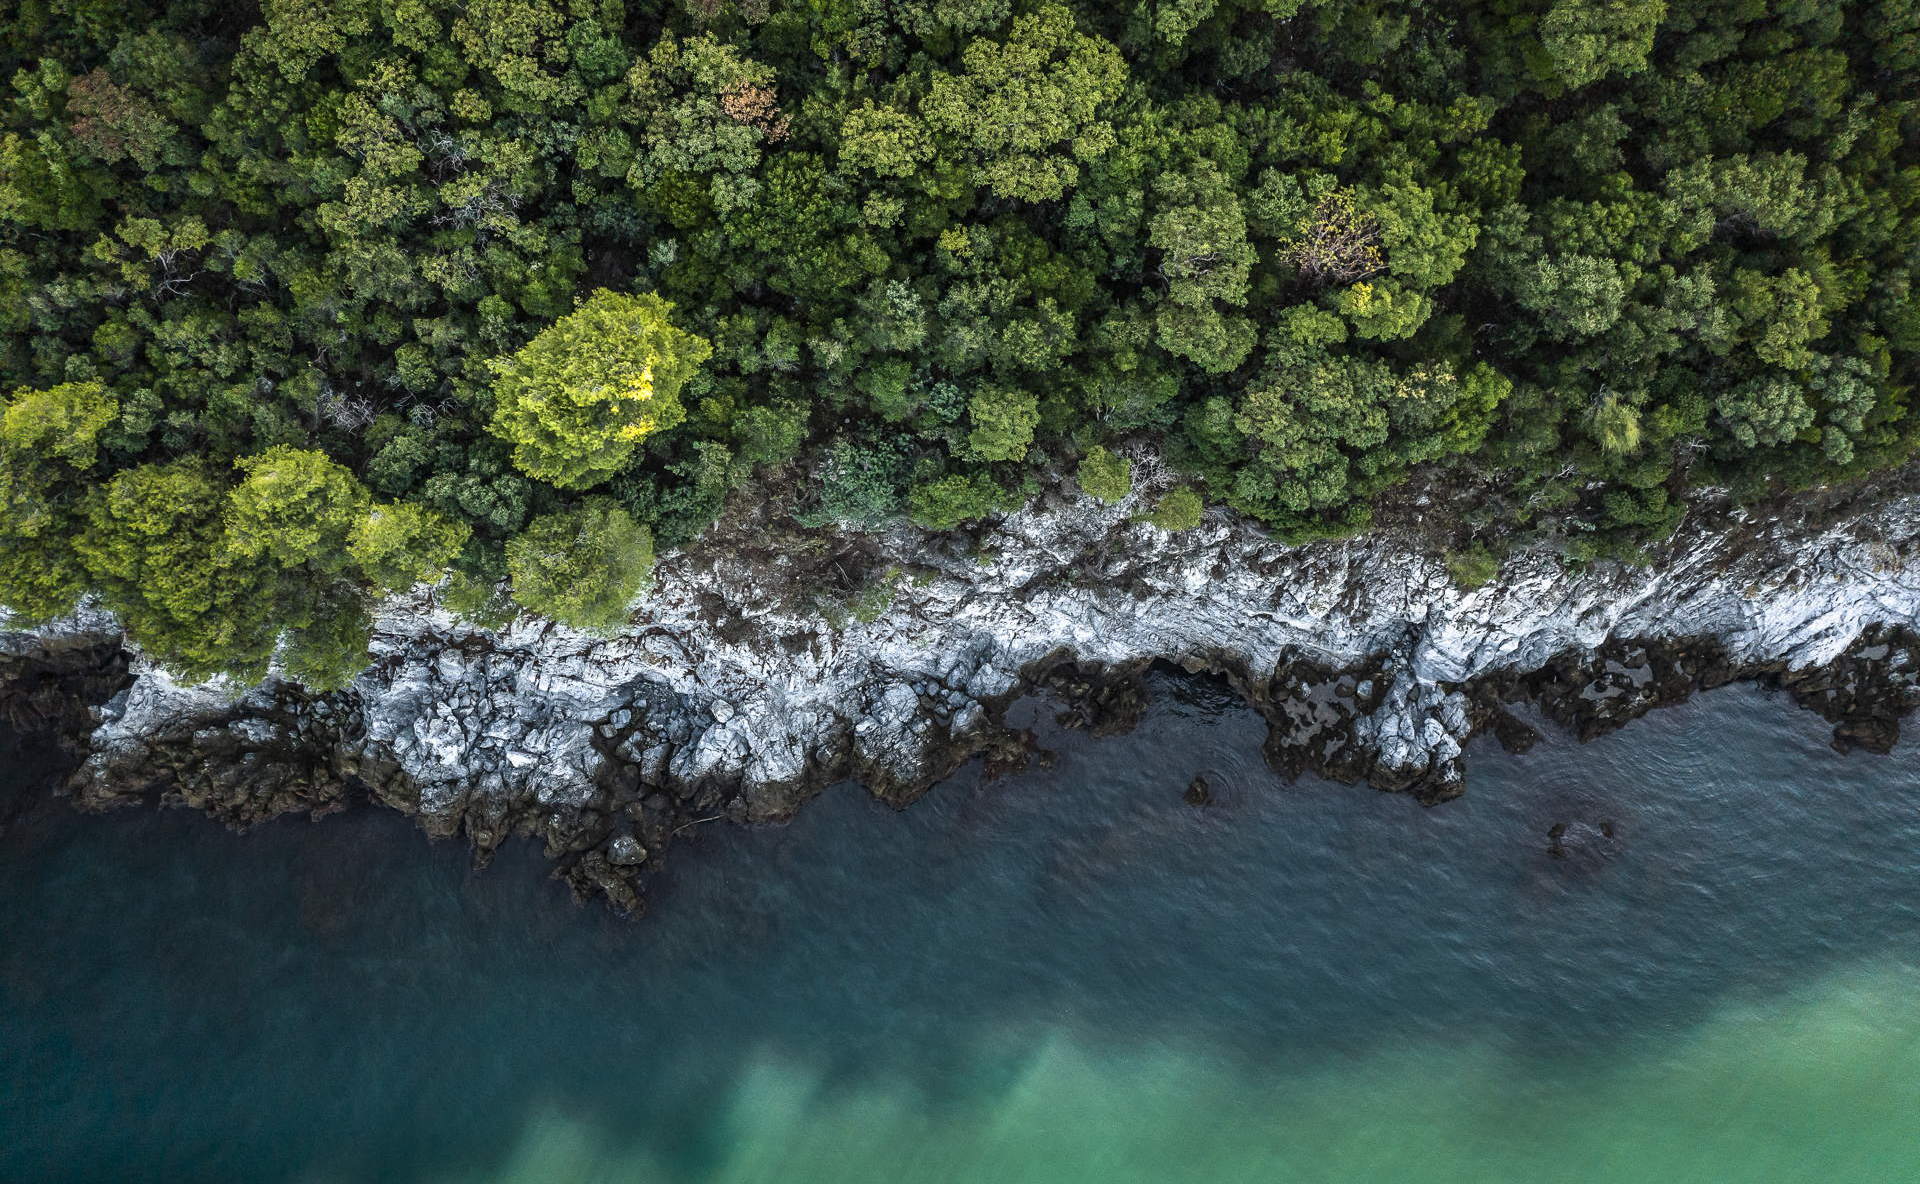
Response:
[[224, 446, 369, 571], [1538, 0, 1666, 91], [839, 102, 933, 179], [624, 34, 788, 215], [506, 499, 655, 633], [0, 0, 1913, 677], [1140, 486, 1204, 531], [799, 440, 909, 530], [279, 593, 374, 693], [1716, 374, 1814, 450], [488, 291, 711, 490], [350, 502, 471, 593], [0, 533, 88, 622], [1, 382, 117, 469], [1151, 164, 1257, 372], [1513, 255, 1630, 340], [1445, 544, 1500, 591], [908, 473, 1018, 530], [733, 400, 808, 468], [1587, 392, 1643, 456], [73, 461, 281, 682], [1076, 446, 1133, 503], [440, 568, 519, 633], [965, 385, 1040, 463], [1334, 280, 1431, 341], [921, 4, 1128, 202]]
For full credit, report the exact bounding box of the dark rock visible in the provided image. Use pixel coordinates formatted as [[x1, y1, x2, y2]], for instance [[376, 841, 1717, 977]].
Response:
[[1781, 625, 1920, 754], [1038, 659, 1152, 736], [1546, 819, 1623, 868], [1832, 718, 1899, 754], [1488, 709, 1540, 755], [0, 639, 130, 742], [14, 615, 1920, 917]]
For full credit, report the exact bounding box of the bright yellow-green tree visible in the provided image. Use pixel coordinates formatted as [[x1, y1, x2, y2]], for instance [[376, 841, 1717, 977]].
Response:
[[72, 461, 283, 682], [349, 501, 471, 593], [224, 445, 370, 571], [0, 381, 117, 470], [487, 290, 711, 490], [0, 382, 117, 620]]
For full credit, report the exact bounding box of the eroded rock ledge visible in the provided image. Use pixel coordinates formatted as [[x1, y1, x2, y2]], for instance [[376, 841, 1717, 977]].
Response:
[[6, 481, 1920, 912]]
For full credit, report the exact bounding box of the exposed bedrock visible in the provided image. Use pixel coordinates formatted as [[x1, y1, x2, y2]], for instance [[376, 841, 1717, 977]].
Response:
[[5, 481, 1919, 911]]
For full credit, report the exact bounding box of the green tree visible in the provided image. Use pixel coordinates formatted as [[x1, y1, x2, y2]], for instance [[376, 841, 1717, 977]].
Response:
[[1334, 279, 1432, 341], [0, 531, 88, 622], [908, 473, 1017, 529], [1367, 179, 1477, 293], [1151, 164, 1258, 372], [966, 384, 1040, 462], [0, 453, 91, 622], [1665, 153, 1830, 242], [1, 381, 117, 470], [1538, 0, 1666, 91], [733, 401, 809, 467], [488, 290, 711, 489], [1512, 254, 1630, 339], [505, 499, 655, 632], [922, 4, 1128, 201], [894, 0, 1012, 43], [1806, 355, 1878, 465], [800, 440, 909, 529], [225, 446, 370, 571], [449, 0, 593, 111], [1587, 391, 1643, 455], [349, 501, 471, 592], [74, 462, 282, 682], [0, 382, 115, 621], [1729, 268, 1828, 370], [838, 101, 934, 179], [280, 592, 375, 692], [1716, 374, 1814, 450], [624, 34, 789, 215]]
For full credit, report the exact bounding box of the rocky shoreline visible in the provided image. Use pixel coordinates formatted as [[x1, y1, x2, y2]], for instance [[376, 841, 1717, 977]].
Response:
[[5, 477, 1920, 912]]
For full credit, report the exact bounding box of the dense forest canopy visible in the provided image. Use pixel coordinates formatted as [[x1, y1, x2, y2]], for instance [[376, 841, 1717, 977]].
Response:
[[0, 0, 1915, 684]]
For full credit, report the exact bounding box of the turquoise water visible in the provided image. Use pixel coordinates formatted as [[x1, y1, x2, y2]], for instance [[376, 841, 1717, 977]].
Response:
[[3, 675, 1919, 1182]]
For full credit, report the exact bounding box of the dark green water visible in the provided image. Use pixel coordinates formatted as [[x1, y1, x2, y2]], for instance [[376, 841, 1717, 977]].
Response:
[[4, 675, 1919, 1183]]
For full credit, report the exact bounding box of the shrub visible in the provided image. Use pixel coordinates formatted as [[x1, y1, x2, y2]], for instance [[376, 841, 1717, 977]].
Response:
[[1139, 486, 1204, 531], [1076, 446, 1133, 503]]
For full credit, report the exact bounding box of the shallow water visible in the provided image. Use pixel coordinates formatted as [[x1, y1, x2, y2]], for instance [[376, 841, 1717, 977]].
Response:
[[3, 676, 1918, 1183]]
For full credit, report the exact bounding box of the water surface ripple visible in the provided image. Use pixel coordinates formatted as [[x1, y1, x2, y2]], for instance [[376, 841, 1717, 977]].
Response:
[[3, 676, 1918, 1182]]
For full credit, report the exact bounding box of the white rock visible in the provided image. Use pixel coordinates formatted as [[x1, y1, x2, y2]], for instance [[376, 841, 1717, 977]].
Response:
[[17, 487, 1920, 828]]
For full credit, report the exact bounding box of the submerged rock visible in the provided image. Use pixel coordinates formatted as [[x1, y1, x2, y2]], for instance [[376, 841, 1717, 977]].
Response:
[[1184, 776, 1211, 807], [6, 479, 1920, 911], [1547, 820, 1624, 870]]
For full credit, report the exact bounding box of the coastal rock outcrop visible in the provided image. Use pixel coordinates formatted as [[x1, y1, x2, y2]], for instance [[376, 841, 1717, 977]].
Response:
[[6, 477, 1920, 911]]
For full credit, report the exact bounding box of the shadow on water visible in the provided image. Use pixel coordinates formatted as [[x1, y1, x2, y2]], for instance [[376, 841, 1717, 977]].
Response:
[[3, 673, 1920, 1182]]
